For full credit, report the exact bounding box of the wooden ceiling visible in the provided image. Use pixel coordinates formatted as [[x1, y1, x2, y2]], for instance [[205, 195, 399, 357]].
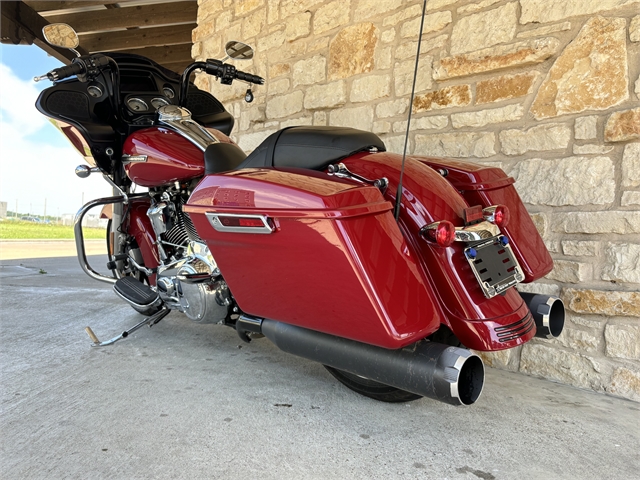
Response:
[[1, 0, 197, 73]]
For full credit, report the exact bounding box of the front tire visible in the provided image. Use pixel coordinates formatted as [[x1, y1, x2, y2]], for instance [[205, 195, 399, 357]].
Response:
[[323, 366, 422, 403]]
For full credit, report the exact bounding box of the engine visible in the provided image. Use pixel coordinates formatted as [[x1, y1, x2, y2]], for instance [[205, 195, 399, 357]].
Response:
[[147, 189, 233, 324]]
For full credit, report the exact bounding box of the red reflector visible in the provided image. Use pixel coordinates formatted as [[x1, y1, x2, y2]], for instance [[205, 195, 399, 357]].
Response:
[[494, 205, 510, 228], [220, 216, 265, 228], [463, 205, 484, 225]]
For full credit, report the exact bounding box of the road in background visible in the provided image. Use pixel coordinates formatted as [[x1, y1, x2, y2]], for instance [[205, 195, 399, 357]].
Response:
[[1, 255, 638, 479], [0, 239, 106, 260]]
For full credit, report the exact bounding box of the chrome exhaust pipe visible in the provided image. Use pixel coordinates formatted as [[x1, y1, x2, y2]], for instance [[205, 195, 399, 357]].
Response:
[[254, 318, 484, 406], [519, 293, 565, 339]]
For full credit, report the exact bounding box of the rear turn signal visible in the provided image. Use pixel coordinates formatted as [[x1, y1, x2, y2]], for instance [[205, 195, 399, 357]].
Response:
[[483, 205, 510, 228], [421, 220, 456, 247]]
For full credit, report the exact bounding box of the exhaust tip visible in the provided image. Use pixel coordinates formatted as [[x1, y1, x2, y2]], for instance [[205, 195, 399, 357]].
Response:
[[455, 354, 485, 405], [519, 293, 565, 339]]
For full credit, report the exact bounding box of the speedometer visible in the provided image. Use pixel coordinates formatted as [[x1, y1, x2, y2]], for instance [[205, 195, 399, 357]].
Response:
[[127, 97, 148, 112], [151, 97, 169, 109]]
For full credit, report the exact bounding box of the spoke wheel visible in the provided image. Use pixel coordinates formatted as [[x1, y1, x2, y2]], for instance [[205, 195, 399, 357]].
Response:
[[323, 366, 422, 403]]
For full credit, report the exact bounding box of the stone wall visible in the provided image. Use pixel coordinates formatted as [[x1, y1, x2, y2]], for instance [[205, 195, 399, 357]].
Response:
[[192, 0, 640, 401]]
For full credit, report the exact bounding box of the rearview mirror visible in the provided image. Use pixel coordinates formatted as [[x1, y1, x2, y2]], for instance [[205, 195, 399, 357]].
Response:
[[42, 23, 79, 50], [224, 41, 254, 60]]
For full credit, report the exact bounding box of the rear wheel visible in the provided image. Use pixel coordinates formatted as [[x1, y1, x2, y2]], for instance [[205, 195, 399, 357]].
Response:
[[323, 366, 422, 403]]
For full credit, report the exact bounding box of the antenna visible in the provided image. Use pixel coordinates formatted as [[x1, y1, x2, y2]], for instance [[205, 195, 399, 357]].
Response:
[[394, 0, 428, 221]]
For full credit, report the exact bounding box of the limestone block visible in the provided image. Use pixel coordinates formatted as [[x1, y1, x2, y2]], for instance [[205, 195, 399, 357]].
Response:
[[313, 111, 326, 125], [314, 0, 350, 35], [551, 212, 640, 235], [267, 1, 278, 24], [570, 315, 607, 330], [621, 191, 640, 206], [384, 135, 411, 154], [394, 115, 448, 132], [458, 0, 502, 15], [531, 17, 628, 120], [308, 37, 330, 53], [354, 0, 403, 21], [450, 3, 517, 55], [303, 81, 346, 109], [499, 124, 571, 155], [375, 99, 408, 118], [562, 241, 599, 257], [376, 46, 393, 70], [269, 63, 290, 78], [235, 0, 263, 16], [530, 212, 547, 237], [608, 367, 640, 401], [198, 0, 224, 20], [605, 108, 640, 142], [412, 85, 470, 113], [553, 328, 600, 353], [383, 5, 421, 27], [258, 29, 285, 51], [329, 105, 374, 131], [636, 75, 640, 96], [293, 56, 326, 86], [516, 281, 560, 296], [372, 120, 391, 134], [394, 56, 433, 96], [434, 37, 560, 80], [605, 324, 640, 360], [400, 11, 452, 38], [243, 8, 266, 38], [215, 10, 233, 32], [474, 348, 520, 371], [517, 22, 571, 39], [381, 29, 396, 43], [281, 116, 313, 128], [284, 11, 311, 41], [265, 91, 303, 119], [520, 0, 640, 24], [631, 15, 640, 41], [426, 0, 458, 11], [268, 78, 290, 96], [281, 0, 323, 19], [329, 23, 378, 80], [351, 74, 391, 103], [574, 116, 598, 140], [573, 144, 614, 155], [414, 132, 496, 158], [396, 35, 449, 59], [520, 344, 604, 391], [237, 128, 278, 152], [563, 288, 640, 317], [602, 243, 640, 284], [191, 42, 202, 59], [545, 259, 592, 283], [451, 104, 523, 129], [476, 72, 538, 105], [239, 106, 265, 131]]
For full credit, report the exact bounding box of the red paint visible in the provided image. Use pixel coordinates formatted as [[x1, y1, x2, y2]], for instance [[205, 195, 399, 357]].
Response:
[[123, 127, 205, 187], [126, 198, 159, 284]]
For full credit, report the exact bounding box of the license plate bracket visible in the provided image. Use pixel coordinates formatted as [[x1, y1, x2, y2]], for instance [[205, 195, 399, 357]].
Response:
[[465, 238, 524, 298]]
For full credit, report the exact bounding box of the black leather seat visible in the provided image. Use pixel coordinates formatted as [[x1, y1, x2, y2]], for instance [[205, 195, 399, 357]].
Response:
[[235, 126, 386, 171]]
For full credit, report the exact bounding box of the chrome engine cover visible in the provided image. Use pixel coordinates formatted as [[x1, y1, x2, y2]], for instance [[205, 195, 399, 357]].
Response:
[[156, 241, 231, 324]]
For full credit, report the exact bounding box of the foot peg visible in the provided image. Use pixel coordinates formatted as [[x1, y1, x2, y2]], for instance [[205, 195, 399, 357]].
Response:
[[113, 276, 160, 308], [85, 307, 170, 347]]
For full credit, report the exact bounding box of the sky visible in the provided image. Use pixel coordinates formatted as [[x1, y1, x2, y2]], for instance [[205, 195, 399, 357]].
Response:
[[0, 44, 112, 217]]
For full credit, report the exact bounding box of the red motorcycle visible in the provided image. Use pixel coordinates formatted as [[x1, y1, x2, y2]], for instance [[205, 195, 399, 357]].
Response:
[[35, 24, 564, 406]]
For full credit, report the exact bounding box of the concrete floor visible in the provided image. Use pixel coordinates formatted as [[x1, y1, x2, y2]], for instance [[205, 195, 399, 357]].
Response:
[[1, 254, 639, 480]]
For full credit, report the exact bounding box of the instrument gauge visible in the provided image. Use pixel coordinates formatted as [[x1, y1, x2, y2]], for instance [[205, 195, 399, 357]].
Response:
[[162, 87, 175, 99], [127, 97, 148, 112], [151, 97, 170, 109]]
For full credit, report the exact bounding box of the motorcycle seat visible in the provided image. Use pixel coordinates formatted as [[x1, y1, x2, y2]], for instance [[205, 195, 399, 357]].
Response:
[[235, 126, 386, 171]]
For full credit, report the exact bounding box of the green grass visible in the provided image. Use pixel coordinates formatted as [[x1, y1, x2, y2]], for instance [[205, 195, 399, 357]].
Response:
[[0, 221, 106, 240]]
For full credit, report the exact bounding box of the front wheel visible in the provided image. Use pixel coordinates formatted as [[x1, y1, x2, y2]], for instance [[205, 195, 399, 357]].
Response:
[[323, 366, 422, 403]]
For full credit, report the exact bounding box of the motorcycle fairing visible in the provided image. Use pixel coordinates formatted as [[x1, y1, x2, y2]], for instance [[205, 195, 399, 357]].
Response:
[[184, 167, 444, 349]]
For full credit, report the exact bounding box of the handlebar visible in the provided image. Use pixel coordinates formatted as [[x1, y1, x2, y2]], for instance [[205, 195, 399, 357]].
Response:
[[34, 61, 85, 82], [34, 55, 112, 83]]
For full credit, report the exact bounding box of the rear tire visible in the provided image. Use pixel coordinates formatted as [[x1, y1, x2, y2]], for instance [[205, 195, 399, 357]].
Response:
[[323, 366, 422, 403]]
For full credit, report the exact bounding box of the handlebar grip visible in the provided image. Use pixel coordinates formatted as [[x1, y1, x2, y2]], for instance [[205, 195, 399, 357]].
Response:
[[49, 61, 85, 81], [236, 70, 264, 85]]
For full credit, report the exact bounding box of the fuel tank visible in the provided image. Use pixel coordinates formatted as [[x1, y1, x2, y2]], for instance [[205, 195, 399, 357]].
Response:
[[122, 127, 237, 187]]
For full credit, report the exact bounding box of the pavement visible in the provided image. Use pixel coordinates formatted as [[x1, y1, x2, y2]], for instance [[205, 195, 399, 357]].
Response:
[[0, 239, 106, 260], [1, 252, 639, 480]]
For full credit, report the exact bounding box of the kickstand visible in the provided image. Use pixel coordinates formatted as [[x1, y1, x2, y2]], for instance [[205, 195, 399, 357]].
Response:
[[85, 307, 170, 347]]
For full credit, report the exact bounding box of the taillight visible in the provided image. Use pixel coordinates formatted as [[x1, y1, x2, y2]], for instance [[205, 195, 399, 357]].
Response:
[[422, 220, 456, 247], [483, 205, 509, 228]]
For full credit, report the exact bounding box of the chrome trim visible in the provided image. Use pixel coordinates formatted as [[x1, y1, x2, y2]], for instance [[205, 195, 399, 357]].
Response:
[[74, 196, 126, 284], [465, 240, 525, 299], [75, 165, 101, 178], [454, 221, 501, 242], [85, 307, 170, 347], [327, 162, 388, 191], [157, 105, 219, 151], [121, 155, 147, 165], [206, 213, 274, 234]]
